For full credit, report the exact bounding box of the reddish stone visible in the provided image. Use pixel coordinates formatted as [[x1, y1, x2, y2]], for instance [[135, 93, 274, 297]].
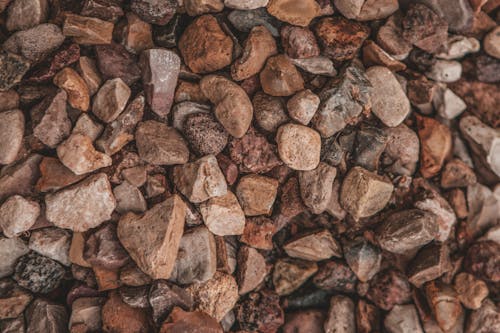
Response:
[[240, 216, 276, 250], [281, 25, 320, 59], [160, 308, 222, 333], [102, 292, 151, 333], [216, 154, 238, 186], [366, 269, 412, 311], [313, 260, 357, 293], [236, 290, 284, 333], [416, 115, 452, 178], [28, 43, 80, 83], [464, 241, 500, 282], [36, 157, 85, 192], [95, 43, 141, 85]]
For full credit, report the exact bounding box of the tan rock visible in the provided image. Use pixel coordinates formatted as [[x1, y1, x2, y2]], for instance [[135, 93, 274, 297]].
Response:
[[273, 258, 318, 295], [267, 0, 321, 27], [425, 282, 463, 332], [36, 157, 85, 193], [117, 195, 186, 279], [113, 181, 147, 214], [416, 115, 452, 178], [236, 174, 278, 216], [441, 158, 477, 189], [483, 26, 500, 59], [260, 55, 304, 96], [200, 191, 246, 236], [160, 307, 223, 333], [69, 232, 91, 267], [284, 229, 342, 261], [237, 246, 267, 295], [77, 56, 102, 96], [362, 41, 406, 72], [102, 292, 151, 333], [119, 13, 154, 54], [0, 279, 32, 319], [73, 114, 103, 141], [94, 266, 120, 291], [240, 216, 276, 250], [53, 67, 90, 111], [184, 0, 224, 16], [384, 304, 423, 333], [454, 272, 489, 310], [63, 13, 114, 45], [287, 89, 320, 125], [276, 123, 321, 171], [0, 195, 40, 238], [5, 0, 48, 32], [92, 78, 131, 123], [324, 295, 355, 333], [298, 162, 337, 214], [0, 109, 24, 165]]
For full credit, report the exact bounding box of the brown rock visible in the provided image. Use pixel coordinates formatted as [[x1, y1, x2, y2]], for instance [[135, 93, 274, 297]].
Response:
[[215, 236, 237, 274], [267, 0, 320, 27], [484, 26, 500, 59], [57, 133, 112, 175], [240, 216, 276, 250], [102, 292, 151, 333], [92, 78, 130, 123], [179, 15, 233, 74], [260, 55, 304, 96], [0, 280, 32, 319], [313, 260, 357, 293], [200, 191, 246, 236], [118, 195, 186, 279], [324, 295, 355, 333], [236, 174, 278, 216], [117, 13, 154, 54], [366, 269, 411, 310], [174, 80, 208, 104], [63, 13, 114, 45], [425, 281, 463, 332], [5, 0, 48, 32], [77, 56, 102, 96], [26, 299, 68, 333], [356, 299, 380, 333], [36, 157, 85, 193], [236, 290, 284, 333], [447, 188, 468, 219], [29, 227, 71, 266], [382, 124, 420, 176], [416, 115, 452, 178], [0, 154, 42, 202], [81, 0, 124, 22], [73, 114, 103, 141], [299, 162, 337, 214], [216, 154, 239, 186], [160, 307, 222, 333], [281, 25, 319, 59], [183, 113, 228, 156], [0, 51, 30, 91], [376, 12, 413, 58], [283, 310, 325, 333], [0, 109, 24, 165], [441, 158, 477, 188], [0, 90, 19, 112], [464, 241, 500, 283], [95, 43, 141, 85], [465, 299, 500, 333], [135, 121, 189, 165], [148, 280, 193, 325], [237, 246, 267, 295], [344, 238, 382, 283], [0, 195, 40, 238], [273, 258, 318, 295], [276, 123, 321, 171], [252, 92, 288, 133], [130, 0, 176, 25], [287, 89, 320, 126], [69, 232, 91, 267], [70, 297, 104, 332], [184, 0, 224, 16], [27, 43, 80, 83], [232, 25, 277, 81], [120, 263, 152, 287], [284, 229, 342, 261], [83, 223, 129, 269], [384, 304, 423, 333], [53, 67, 90, 111], [113, 181, 147, 214], [407, 242, 452, 287], [454, 272, 489, 310]]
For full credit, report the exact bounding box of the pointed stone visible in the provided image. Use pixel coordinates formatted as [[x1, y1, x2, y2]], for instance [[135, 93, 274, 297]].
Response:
[[53, 67, 90, 111], [260, 55, 304, 96], [237, 246, 267, 295], [236, 174, 278, 216], [284, 230, 342, 261], [14, 252, 65, 293], [344, 238, 382, 282], [92, 78, 131, 123], [0, 109, 24, 165], [200, 191, 246, 236], [273, 258, 318, 296]]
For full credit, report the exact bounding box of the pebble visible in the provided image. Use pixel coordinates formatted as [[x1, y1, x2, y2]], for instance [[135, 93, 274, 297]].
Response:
[[0, 237, 28, 278], [313, 260, 357, 293], [366, 269, 411, 310], [0, 109, 24, 165], [284, 229, 342, 261], [63, 13, 114, 45], [171, 101, 210, 131], [228, 8, 281, 37], [240, 216, 276, 250], [45, 173, 116, 232], [384, 304, 423, 333], [118, 13, 154, 54], [420, 0, 474, 33], [354, 125, 388, 171], [362, 40, 406, 72], [3, 24, 64, 63], [340, 166, 393, 220], [118, 195, 186, 279], [434, 86, 467, 119], [454, 272, 489, 310], [426, 60, 462, 83], [231, 25, 277, 81], [70, 297, 104, 332], [441, 158, 477, 188], [267, 0, 320, 27], [187, 271, 239, 321], [436, 35, 480, 60], [407, 242, 452, 287], [102, 292, 151, 333], [14, 252, 65, 293], [474, 54, 500, 84], [29, 227, 71, 266], [335, 0, 398, 21], [96, 94, 145, 156], [84, 223, 129, 269], [276, 123, 321, 171], [53, 67, 90, 111], [0, 279, 32, 319], [135, 120, 189, 165], [416, 115, 452, 178], [77, 56, 102, 96], [465, 299, 500, 333], [184, 0, 223, 16], [95, 43, 141, 85], [252, 92, 288, 133], [291, 56, 337, 76], [260, 54, 304, 96], [183, 113, 228, 156], [236, 290, 284, 332], [57, 133, 112, 175], [139, 48, 180, 118], [324, 295, 355, 333], [81, 0, 124, 22], [287, 89, 320, 125], [376, 13, 412, 59], [179, 15, 233, 73], [160, 308, 222, 333], [281, 25, 319, 59], [92, 78, 130, 123], [484, 26, 500, 59], [149, 280, 193, 324], [425, 281, 463, 332], [200, 75, 253, 138], [5, 0, 48, 31], [0, 195, 40, 238], [130, 0, 176, 25], [26, 299, 68, 333], [237, 245, 267, 295], [36, 157, 85, 193], [225, 0, 268, 9], [273, 258, 318, 295], [298, 162, 337, 214], [344, 238, 382, 283], [464, 241, 500, 283], [366, 66, 410, 127], [0, 51, 31, 91], [236, 174, 278, 216], [0, 154, 42, 203], [200, 191, 246, 236]]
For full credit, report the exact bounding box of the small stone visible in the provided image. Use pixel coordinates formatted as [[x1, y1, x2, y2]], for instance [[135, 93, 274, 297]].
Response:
[[281, 25, 319, 59], [454, 272, 488, 310], [183, 113, 228, 156], [366, 66, 410, 127], [200, 191, 246, 236], [276, 123, 321, 171], [0, 90, 19, 112], [135, 121, 189, 166], [29, 227, 71, 266], [5, 0, 48, 32], [118, 195, 186, 279], [171, 101, 210, 131], [114, 181, 149, 213], [0, 237, 28, 278], [273, 258, 317, 296], [57, 133, 112, 175], [267, 0, 320, 27], [464, 241, 500, 283], [139, 49, 180, 118], [0, 51, 31, 91], [63, 13, 114, 45], [236, 290, 284, 332], [171, 226, 217, 284], [237, 246, 267, 295], [425, 281, 463, 332], [236, 174, 278, 216], [0, 279, 32, 319], [69, 233, 90, 267], [0, 109, 24, 165], [433, 86, 466, 119], [0, 195, 40, 238], [173, 155, 226, 204], [416, 115, 452, 178], [260, 55, 304, 96], [228, 8, 281, 37], [45, 173, 116, 232], [287, 89, 320, 125], [26, 299, 68, 333], [92, 78, 130, 123], [179, 15, 233, 73], [131, 0, 176, 25], [184, 0, 223, 15], [53, 67, 90, 111], [252, 92, 288, 133], [467, 183, 499, 237], [382, 124, 420, 176], [362, 41, 406, 72], [384, 304, 423, 333], [36, 157, 85, 192], [344, 238, 382, 283], [200, 75, 253, 138], [84, 223, 129, 270], [298, 162, 336, 214], [81, 0, 124, 22], [70, 297, 104, 332], [366, 269, 411, 311], [376, 13, 412, 58], [14, 252, 65, 293], [283, 310, 325, 333], [102, 292, 151, 333], [425, 60, 462, 83], [356, 300, 380, 333], [116, 13, 153, 54], [240, 216, 276, 250], [313, 260, 357, 293], [149, 280, 193, 325], [291, 56, 337, 76], [187, 271, 238, 321], [3, 24, 64, 63], [145, 174, 167, 199], [407, 242, 452, 287], [225, 0, 268, 9], [160, 307, 222, 333], [284, 229, 342, 261], [77, 56, 102, 96], [324, 295, 355, 333], [95, 43, 141, 85], [436, 35, 480, 60], [441, 158, 477, 188], [484, 26, 500, 59]]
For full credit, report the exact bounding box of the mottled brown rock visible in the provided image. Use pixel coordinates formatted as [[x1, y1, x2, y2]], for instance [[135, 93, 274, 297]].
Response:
[[0, 280, 32, 319], [135, 121, 189, 165], [174, 81, 208, 104], [324, 295, 355, 333], [77, 56, 102, 96], [0, 154, 42, 201], [382, 124, 420, 176], [25, 299, 68, 333], [81, 0, 124, 22], [27, 43, 80, 83], [282, 25, 320, 60], [284, 229, 342, 261], [366, 269, 411, 310], [95, 43, 141, 85], [113, 181, 147, 213], [0, 109, 24, 165], [53, 67, 90, 111], [276, 123, 321, 171], [376, 13, 412, 58], [102, 292, 151, 333], [425, 281, 463, 332], [416, 115, 452, 178], [384, 304, 423, 333], [273, 258, 317, 295], [313, 260, 357, 293], [184, 0, 224, 16], [179, 15, 233, 74], [441, 158, 477, 188], [252, 92, 288, 133], [92, 78, 130, 123], [200, 191, 246, 236], [407, 242, 452, 287], [0, 237, 29, 278], [465, 299, 500, 333], [232, 25, 277, 81], [260, 55, 304, 96], [160, 307, 223, 333], [299, 162, 337, 214], [116, 13, 153, 54], [287, 89, 320, 126], [236, 174, 278, 216], [0, 195, 40, 238], [283, 310, 325, 333], [118, 195, 186, 279], [63, 13, 114, 45], [454, 272, 488, 310], [183, 113, 228, 156], [69, 232, 91, 267], [240, 216, 276, 250], [237, 246, 267, 295], [93, 266, 120, 291], [356, 299, 380, 333], [236, 290, 284, 333], [216, 154, 238, 186], [73, 114, 103, 141], [130, 0, 176, 25], [5, 0, 48, 32], [447, 188, 468, 219], [29, 227, 71, 266], [0, 51, 30, 91], [267, 0, 320, 27], [464, 241, 500, 283], [344, 238, 382, 283]]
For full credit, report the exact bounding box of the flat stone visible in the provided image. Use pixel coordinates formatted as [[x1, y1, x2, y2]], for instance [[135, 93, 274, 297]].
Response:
[[57, 133, 112, 175], [267, 0, 320, 27], [102, 292, 151, 333], [29, 227, 71, 266], [287, 89, 320, 126], [179, 15, 233, 74], [0, 51, 31, 91], [160, 308, 223, 333], [0, 195, 40, 238], [407, 242, 452, 287], [0, 279, 32, 319], [384, 304, 423, 333], [276, 123, 321, 171], [0, 237, 28, 278], [228, 8, 281, 37], [416, 115, 452, 178], [95, 43, 141, 85], [183, 113, 228, 156], [5, 0, 48, 31], [240, 216, 276, 250], [324, 295, 355, 333], [237, 245, 267, 295], [0, 154, 42, 202], [298, 162, 337, 214], [200, 191, 246, 236], [465, 299, 500, 333], [26, 299, 68, 333], [484, 26, 500, 59], [382, 124, 419, 176], [130, 0, 176, 25], [139, 49, 180, 118], [200, 75, 253, 138], [281, 25, 319, 59], [14, 252, 65, 293], [366, 269, 411, 311], [45, 173, 116, 232], [173, 155, 227, 203], [0, 109, 24, 165], [236, 174, 278, 216], [236, 290, 284, 332], [63, 13, 114, 45], [232, 25, 277, 81], [135, 120, 189, 165], [252, 92, 288, 133], [284, 229, 342, 261], [149, 280, 193, 325], [454, 272, 489, 310], [69, 297, 104, 332], [260, 55, 304, 96], [184, 0, 224, 15], [84, 223, 129, 269], [425, 281, 463, 332], [344, 238, 382, 282], [376, 209, 437, 254], [53, 67, 90, 111], [36, 157, 85, 192], [170, 226, 217, 284], [273, 258, 318, 296], [77, 56, 102, 96], [92, 78, 130, 123]]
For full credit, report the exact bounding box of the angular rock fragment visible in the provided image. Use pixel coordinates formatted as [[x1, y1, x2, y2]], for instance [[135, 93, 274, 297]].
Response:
[[425, 281, 463, 332], [236, 290, 284, 332], [464, 241, 500, 283], [130, 0, 176, 25], [120, 285, 149, 309], [236, 174, 278, 216], [26, 299, 68, 333], [382, 124, 419, 176], [324, 295, 355, 333], [69, 297, 104, 332], [366, 269, 411, 310], [0, 279, 32, 319], [313, 260, 357, 293], [298, 162, 336, 214], [73, 114, 103, 141], [454, 272, 489, 310], [273, 258, 317, 296], [84, 223, 129, 269], [433, 86, 467, 119], [183, 112, 228, 156], [408, 242, 451, 287], [63, 13, 114, 45], [102, 292, 151, 333], [344, 238, 381, 283], [0, 195, 40, 238], [276, 123, 321, 171], [53, 67, 90, 111], [149, 280, 193, 324], [284, 229, 342, 261], [441, 158, 477, 188], [465, 299, 500, 333], [240, 216, 276, 250], [0, 51, 31, 91], [362, 40, 406, 71], [92, 78, 131, 123], [200, 191, 246, 236], [95, 43, 141, 85], [0, 109, 24, 165], [354, 125, 388, 171], [267, 0, 320, 27], [29, 227, 71, 266], [0, 237, 28, 278], [384, 304, 423, 333], [260, 55, 304, 96], [14, 252, 65, 293], [36, 157, 85, 193], [416, 115, 452, 178], [77, 56, 102, 96], [0, 154, 42, 201], [237, 246, 267, 295], [117, 13, 154, 54]]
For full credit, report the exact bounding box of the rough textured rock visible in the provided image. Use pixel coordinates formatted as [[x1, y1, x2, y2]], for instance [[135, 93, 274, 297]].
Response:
[[324, 295, 355, 333], [69, 297, 104, 332], [416, 115, 452, 178], [281, 25, 319, 59], [53, 67, 90, 111], [236, 290, 284, 332], [149, 280, 193, 325], [276, 123, 321, 171], [344, 238, 382, 283], [441, 158, 477, 188], [0, 279, 32, 319], [171, 101, 210, 131], [63, 13, 114, 45], [27, 42, 80, 83], [36, 157, 85, 193], [236, 174, 278, 216], [260, 55, 304, 96], [29, 227, 71, 266], [284, 229, 342, 261], [102, 292, 151, 333], [130, 0, 176, 25], [81, 0, 124, 22], [287, 89, 320, 125], [0, 154, 42, 202], [13, 252, 65, 293], [267, 0, 320, 27], [0, 195, 40, 238], [237, 246, 267, 295], [366, 269, 411, 311], [240, 216, 276, 250], [25, 299, 68, 333], [183, 113, 228, 156], [454, 272, 488, 310], [160, 308, 222, 333], [464, 241, 500, 283], [252, 92, 288, 133], [45, 173, 116, 232], [92, 78, 131, 123], [0, 51, 30, 91], [5, 0, 48, 32], [313, 260, 357, 293], [200, 191, 246, 236], [384, 304, 423, 333], [117, 195, 186, 279], [0, 237, 28, 278], [0, 109, 24, 165], [298, 162, 337, 214], [362, 40, 406, 71]]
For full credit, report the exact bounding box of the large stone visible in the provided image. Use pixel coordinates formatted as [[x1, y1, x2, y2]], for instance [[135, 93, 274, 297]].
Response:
[[117, 195, 187, 279], [139, 49, 180, 118], [0, 237, 28, 278], [0, 51, 30, 92], [45, 173, 116, 232], [92, 78, 131, 123], [324, 295, 355, 333], [14, 252, 65, 293], [5, 0, 48, 32], [53, 67, 90, 111], [0, 195, 40, 238], [267, 0, 320, 27], [284, 229, 342, 261], [200, 191, 246, 236], [344, 238, 382, 283], [63, 13, 114, 45], [260, 55, 304, 96], [298, 162, 337, 214], [237, 245, 267, 295], [135, 121, 189, 165], [384, 304, 423, 333], [0, 109, 24, 165], [26, 299, 68, 333], [416, 115, 452, 178], [29, 227, 71, 266], [130, 0, 176, 25], [236, 174, 278, 216], [276, 123, 321, 171]]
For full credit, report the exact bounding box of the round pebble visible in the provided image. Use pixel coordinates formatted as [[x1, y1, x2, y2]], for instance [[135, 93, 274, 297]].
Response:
[[183, 112, 228, 156]]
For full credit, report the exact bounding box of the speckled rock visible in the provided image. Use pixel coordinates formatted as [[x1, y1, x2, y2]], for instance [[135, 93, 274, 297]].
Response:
[[236, 290, 284, 333], [183, 113, 228, 156], [366, 269, 411, 310], [0, 51, 30, 91], [130, 0, 176, 25], [13, 252, 65, 293]]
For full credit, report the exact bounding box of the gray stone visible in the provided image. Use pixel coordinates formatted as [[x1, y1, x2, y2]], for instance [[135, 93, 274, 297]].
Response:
[[324, 295, 355, 333], [113, 181, 147, 214], [291, 56, 337, 77], [14, 252, 65, 293], [0, 109, 24, 165], [298, 162, 337, 214], [6, 0, 48, 32], [384, 304, 423, 333], [92, 78, 131, 123], [72, 113, 104, 141], [26, 299, 68, 333], [227, 8, 281, 37], [344, 238, 382, 282], [0, 195, 40, 238], [354, 126, 388, 171], [0, 51, 30, 91], [0, 237, 28, 278], [28, 227, 71, 266]]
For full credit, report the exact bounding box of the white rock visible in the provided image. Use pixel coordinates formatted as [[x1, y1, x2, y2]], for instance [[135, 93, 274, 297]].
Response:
[[434, 85, 466, 119], [426, 60, 462, 83], [29, 227, 71, 266], [200, 191, 245, 236], [484, 26, 500, 59], [436, 35, 480, 60]]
